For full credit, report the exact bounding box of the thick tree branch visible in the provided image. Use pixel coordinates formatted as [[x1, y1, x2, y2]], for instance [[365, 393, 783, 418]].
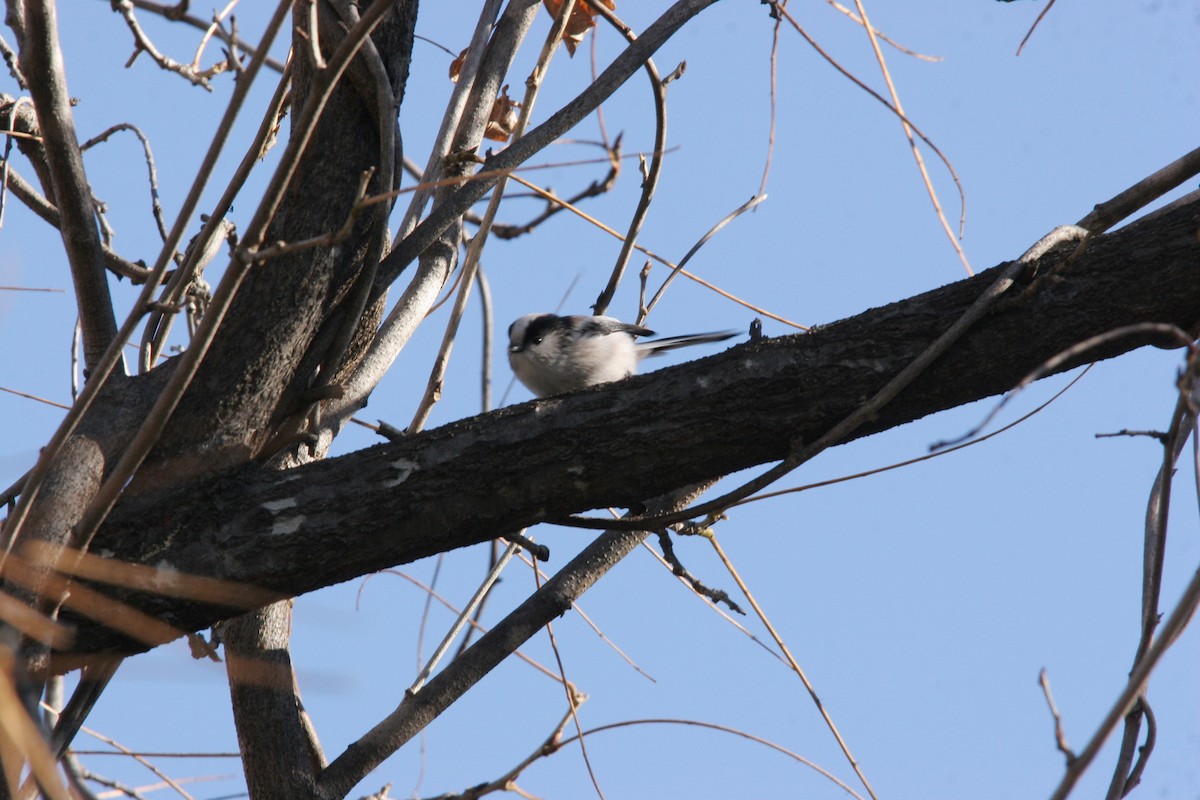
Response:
[[31, 196, 1197, 667]]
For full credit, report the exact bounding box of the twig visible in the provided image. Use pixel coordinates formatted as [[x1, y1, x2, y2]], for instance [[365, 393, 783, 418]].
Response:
[[361, 569, 563, 683], [1039, 668, 1075, 763], [653, 530, 743, 613], [1015, 0, 1059, 55], [111, 0, 234, 90], [490, 137, 622, 241], [1076, 145, 1200, 236], [0, 160, 151, 282], [0, 385, 69, 410], [476, 266, 494, 413], [508, 173, 806, 330], [823, 0, 942, 61], [705, 530, 879, 800], [931, 323, 1192, 451], [80, 122, 169, 242], [558, 719, 868, 799], [641, 193, 766, 323], [191, 0, 240, 73], [1104, 397, 1191, 799], [640, 540, 785, 664], [850, 0, 972, 274], [776, 4, 968, 264], [736, 365, 1092, 507], [512, 547, 658, 682], [589, 1, 669, 318], [316, 485, 711, 796], [437, 706, 578, 800], [407, 542, 520, 695], [759, 2, 781, 196], [128, 0, 286, 72], [1047, 508, 1200, 799], [76, 724, 196, 800]]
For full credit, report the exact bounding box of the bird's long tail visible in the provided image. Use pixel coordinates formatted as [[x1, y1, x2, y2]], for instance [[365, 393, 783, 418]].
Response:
[[637, 330, 738, 357]]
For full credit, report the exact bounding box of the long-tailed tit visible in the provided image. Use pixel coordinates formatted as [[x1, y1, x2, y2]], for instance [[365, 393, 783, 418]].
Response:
[[507, 313, 737, 397]]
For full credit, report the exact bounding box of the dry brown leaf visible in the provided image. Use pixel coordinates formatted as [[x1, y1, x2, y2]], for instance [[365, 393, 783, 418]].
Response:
[[543, 0, 615, 56], [483, 85, 522, 142], [449, 47, 467, 82]]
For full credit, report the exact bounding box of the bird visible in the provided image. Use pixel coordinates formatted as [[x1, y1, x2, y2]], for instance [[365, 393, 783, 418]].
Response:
[[507, 312, 737, 397]]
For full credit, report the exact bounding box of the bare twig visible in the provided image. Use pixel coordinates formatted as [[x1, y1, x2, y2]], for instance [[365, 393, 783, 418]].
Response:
[[407, 541, 520, 695], [1015, 0, 1059, 56], [558, 719, 868, 800], [849, 0, 972, 274], [823, 0, 942, 61], [315, 486, 711, 797], [128, 0, 285, 72], [1047, 482, 1200, 798], [1076, 145, 1200, 236], [641, 193, 766, 323], [1039, 668, 1075, 762], [1105, 397, 1192, 799], [0, 158, 152, 282], [589, 2, 669, 317], [932, 322, 1192, 451], [489, 137, 622, 240], [111, 0, 235, 90], [508, 173, 805, 329], [776, 4, 968, 267], [705, 530, 879, 800], [653, 529, 743, 613], [736, 366, 1092, 507], [80, 123, 169, 242]]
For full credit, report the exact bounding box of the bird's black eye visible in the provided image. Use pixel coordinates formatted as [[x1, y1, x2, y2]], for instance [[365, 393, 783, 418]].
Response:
[[531, 336, 543, 345]]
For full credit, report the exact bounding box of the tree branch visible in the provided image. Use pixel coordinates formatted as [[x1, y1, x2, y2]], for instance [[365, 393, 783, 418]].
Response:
[[38, 195, 1200, 667], [18, 0, 118, 369]]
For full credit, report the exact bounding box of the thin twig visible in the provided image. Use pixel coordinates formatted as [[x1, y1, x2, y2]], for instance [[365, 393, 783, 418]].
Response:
[[1076, 145, 1200, 236], [508, 172, 806, 330], [127, 0, 286, 72], [589, 2, 668, 318], [932, 323, 1192, 451], [641, 194, 766, 323], [111, 0, 234, 90], [1039, 668, 1075, 763], [736, 366, 1092, 507], [776, 4, 968, 264], [408, 542, 520, 695], [705, 531, 879, 800], [1015, 0, 1059, 56], [823, 0, 941, 61], [849, 0, 972, 274], [80, 122, 169, 242], [558, 719, 867, 798]]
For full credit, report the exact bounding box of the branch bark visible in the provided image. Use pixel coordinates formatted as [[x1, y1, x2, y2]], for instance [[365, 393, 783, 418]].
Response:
[[45, 196, 1200, 667], [17, 0, 118, 369]]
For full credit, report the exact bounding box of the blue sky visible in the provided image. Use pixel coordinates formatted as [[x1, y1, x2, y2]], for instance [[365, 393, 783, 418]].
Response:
[[3, 2, 1199, 798]]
